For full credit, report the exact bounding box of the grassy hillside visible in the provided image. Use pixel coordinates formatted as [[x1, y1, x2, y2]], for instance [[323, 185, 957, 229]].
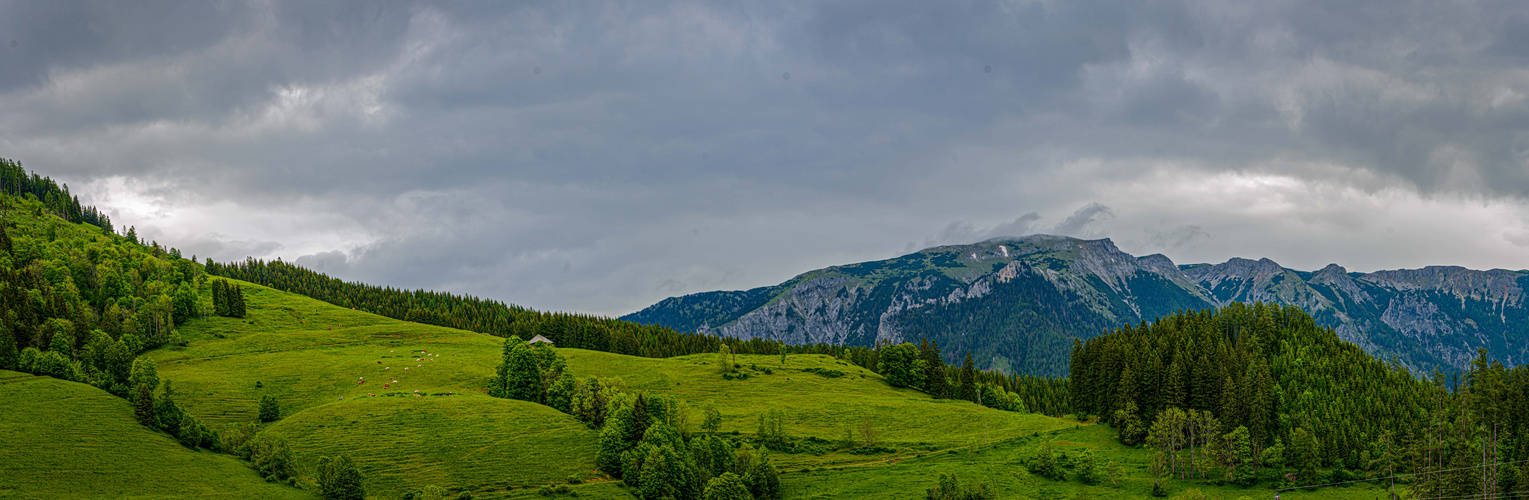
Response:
[[561, 349, 1076, 470], [782, 423, 1387, 500], [0, 370, 313, 499], [140, 278, 1379, 500], [151, 281, 600, 497], [147, 278, 1098, 496]]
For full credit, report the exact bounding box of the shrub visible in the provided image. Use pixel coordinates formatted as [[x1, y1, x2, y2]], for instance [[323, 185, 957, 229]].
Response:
[[926, 473, 996, 500], [258, 395, 281, 422], [703, 472, 750, 500], [317, 455, 365, 500], [1075, 449, 1097, 484], [251, 432, 296, 481], [1026, 442, 1065, 480]]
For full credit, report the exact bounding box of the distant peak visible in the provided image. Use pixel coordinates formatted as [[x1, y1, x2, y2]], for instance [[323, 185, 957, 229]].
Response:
[[1317, 263, 1347, 275], [1138, 253, 1176, 268]]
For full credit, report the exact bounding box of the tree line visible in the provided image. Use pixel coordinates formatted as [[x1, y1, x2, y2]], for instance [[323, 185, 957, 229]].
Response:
[[0, 158, 114, 233], [1066, 302, 1529, 498], [202, 257, 1044, 403], [489, 336, 781, 499]]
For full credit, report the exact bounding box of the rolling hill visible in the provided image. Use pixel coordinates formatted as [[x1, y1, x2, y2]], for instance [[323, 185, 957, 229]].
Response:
[[0, 370, 313, 499], [623, 234, 1529, 375]]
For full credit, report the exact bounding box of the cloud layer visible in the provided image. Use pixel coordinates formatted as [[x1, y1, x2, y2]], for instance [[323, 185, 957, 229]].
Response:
[[3, 1, 1529, 315]]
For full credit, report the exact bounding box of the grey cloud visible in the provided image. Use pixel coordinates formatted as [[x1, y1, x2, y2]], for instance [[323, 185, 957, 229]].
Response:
[[905, 212, 1041, 254], [293, 250, 351, 274], [5, 1, 1529, 315], [1148, 225, 1212, 251], [1052, 203, 1115, 237]]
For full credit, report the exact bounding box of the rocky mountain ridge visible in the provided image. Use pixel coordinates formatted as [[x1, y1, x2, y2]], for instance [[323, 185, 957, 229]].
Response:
[[622, 234, 1529, 376]]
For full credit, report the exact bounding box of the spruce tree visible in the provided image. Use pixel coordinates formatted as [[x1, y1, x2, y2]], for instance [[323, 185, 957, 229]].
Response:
[[133, 383, 156, 427], [919, 339, 948, 398], [958, 352, 977, 403]]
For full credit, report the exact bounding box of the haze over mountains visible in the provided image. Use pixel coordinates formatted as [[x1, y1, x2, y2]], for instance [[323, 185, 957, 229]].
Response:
[[624, 235, 1529, 377]]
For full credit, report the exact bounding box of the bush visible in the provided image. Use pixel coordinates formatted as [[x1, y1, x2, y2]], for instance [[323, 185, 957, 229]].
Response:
[[926, 473, 996, 500], [1075, 449, 1097, 484], [251, 432, 296, 481], [1026, 442, 1065, 480], [258, 395, 281, 422], [317, 455, 365, 500], [801, 367, 845, 378], [703, 472, 750, 500]]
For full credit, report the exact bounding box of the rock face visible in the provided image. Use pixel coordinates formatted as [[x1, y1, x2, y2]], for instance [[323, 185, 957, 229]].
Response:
[[621, 234, 1529, 376]]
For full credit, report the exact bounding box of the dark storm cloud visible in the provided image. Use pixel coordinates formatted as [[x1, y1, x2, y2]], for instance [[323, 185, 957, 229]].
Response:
[[4, 0, 1529, 314]]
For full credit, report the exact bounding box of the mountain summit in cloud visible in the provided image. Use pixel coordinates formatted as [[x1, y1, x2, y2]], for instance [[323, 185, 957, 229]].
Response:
[[623, 234, 1529, 376]]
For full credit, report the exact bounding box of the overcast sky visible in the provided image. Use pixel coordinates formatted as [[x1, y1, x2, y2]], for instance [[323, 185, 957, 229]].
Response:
[[3, 1, 1529, 316]]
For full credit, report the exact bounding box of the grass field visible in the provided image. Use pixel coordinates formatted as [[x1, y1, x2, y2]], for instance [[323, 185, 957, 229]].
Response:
[[0, 370, 313, 499], [561, 349, 1079, 470], [780, 422, 1391, 500], [150, 281, 600, 497], [130, 279, 1385, 499]]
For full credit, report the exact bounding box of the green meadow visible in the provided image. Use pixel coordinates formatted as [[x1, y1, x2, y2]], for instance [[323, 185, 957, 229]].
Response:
[[0, 370, 312, 499], [0, 277, 1373, 499], [782, 423, 1391, 500]]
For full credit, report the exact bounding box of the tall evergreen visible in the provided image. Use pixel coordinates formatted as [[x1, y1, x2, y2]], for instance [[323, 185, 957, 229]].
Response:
[[958, 352, 977, 403]]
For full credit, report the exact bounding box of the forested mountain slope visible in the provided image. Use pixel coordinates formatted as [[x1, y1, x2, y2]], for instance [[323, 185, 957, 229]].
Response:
[[624, 234, 1529, 375]]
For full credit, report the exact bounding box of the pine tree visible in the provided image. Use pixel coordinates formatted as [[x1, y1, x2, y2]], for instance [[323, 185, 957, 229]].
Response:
[[958, 352, 977, 403], [1163, 359, 1186, 410], [133, 383, 156, 427], [919, 339, 948, 399], [212, 280, 228, 316]]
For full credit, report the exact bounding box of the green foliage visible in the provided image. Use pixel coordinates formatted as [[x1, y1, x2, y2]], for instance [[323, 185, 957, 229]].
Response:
[[0, 372, 307, 498], [877, 342, 925, 388], [702, 406, 723, 433], [317, 454, 366, 500], [490, 336, 546, 402], [250, 432, 296, 481], [173, 282, 198, 324], [756, 408, 788, 450], [1112, 401, 1145, 446], [1075, 449, 1098, 484], [258, 395, 281, 422], [1072, 303, 1430, 482], [800, 367, 845, 378], [568, 375, 622, 428], [133, 383, 156, 427], [211, 278, 246, 318], [1218, 426, 1255, 486], [926, 473, 997, 500], [0, 328, 16, 370], [957, 352, 978, 403], [1026, 441, 1064, 480], [703, 472, 751, 500], [919, 338, 950, 398], [717, 344, 733, 373]]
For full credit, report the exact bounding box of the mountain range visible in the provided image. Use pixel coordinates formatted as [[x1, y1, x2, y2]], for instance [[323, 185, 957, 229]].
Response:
[[622, 234, 1529, 377]]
